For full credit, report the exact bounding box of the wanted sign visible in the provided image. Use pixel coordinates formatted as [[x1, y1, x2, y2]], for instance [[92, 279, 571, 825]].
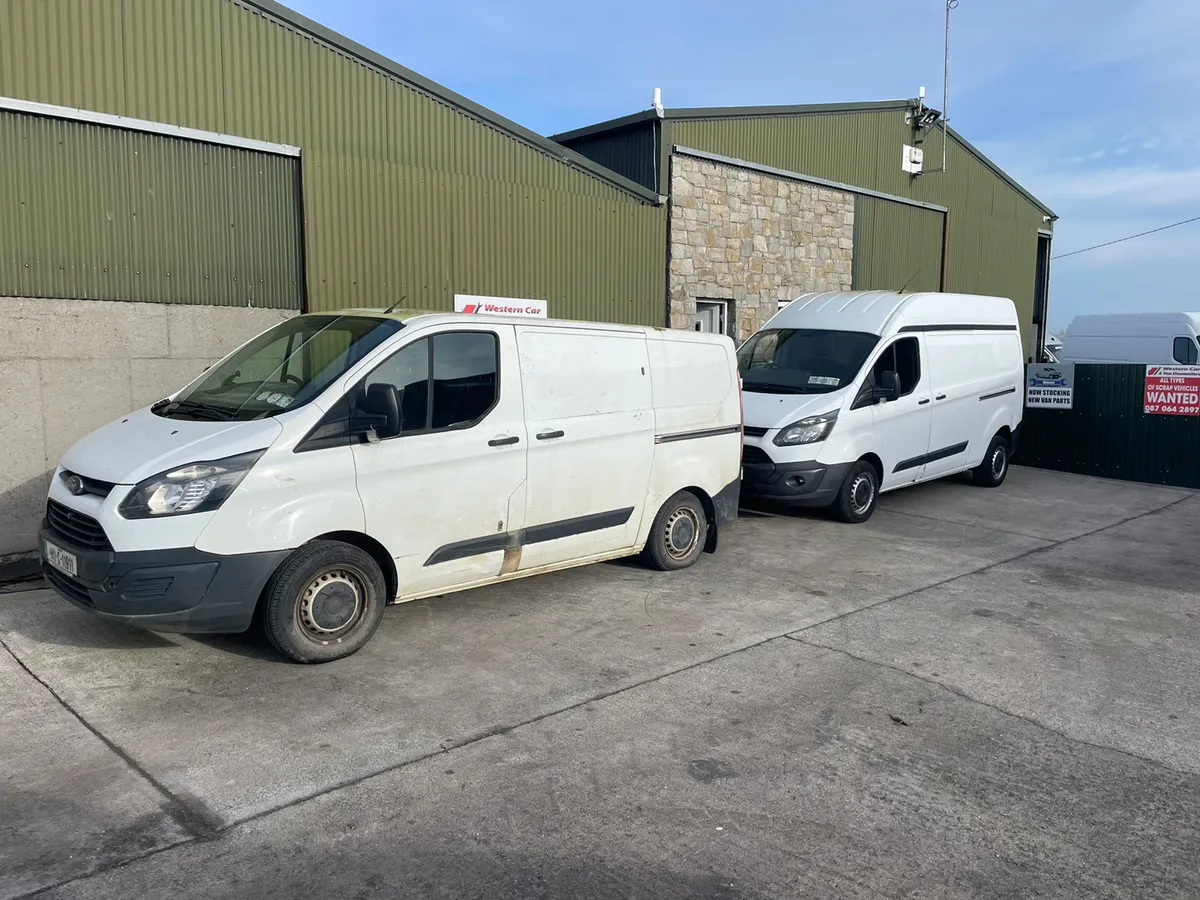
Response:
[[1026, 363, 1074, 409], [1144, 365, 1200, 416]]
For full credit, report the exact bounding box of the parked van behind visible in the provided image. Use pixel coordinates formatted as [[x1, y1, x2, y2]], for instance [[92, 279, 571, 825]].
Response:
[[739, 291, 1023, 523], [1060, 312, 1200, 365], [40, 308, 741, 662]]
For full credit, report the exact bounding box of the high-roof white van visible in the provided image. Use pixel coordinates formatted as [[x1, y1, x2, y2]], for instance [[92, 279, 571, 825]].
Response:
[[1060, 312, 1200, 365], [39, 308, 742, 662], [739, 291, 1023, 522]]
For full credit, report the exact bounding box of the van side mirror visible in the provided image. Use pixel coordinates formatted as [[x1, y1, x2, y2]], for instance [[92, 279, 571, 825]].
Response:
[[353, 384, 402, 440], [872, 371, 902, 402]]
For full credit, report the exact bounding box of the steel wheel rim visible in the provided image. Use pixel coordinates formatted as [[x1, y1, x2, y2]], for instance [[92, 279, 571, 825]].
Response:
[[298, 568, 366, 640], [849, 473, 875, 516], [991, 445, 1007, 479], [663, 507, 701, 560]]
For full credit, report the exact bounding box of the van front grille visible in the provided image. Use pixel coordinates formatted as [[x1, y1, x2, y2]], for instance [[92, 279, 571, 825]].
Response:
[[46, 500, 112, 551], [741, 446, 773, 466]]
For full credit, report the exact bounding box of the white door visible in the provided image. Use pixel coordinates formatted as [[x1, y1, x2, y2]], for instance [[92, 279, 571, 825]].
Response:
[[695, 301, 727, 335], [514, 326, 654, 569], [923, 332, 993, 478], [351, 325, 529, 597], [865, 335, 933, 488]]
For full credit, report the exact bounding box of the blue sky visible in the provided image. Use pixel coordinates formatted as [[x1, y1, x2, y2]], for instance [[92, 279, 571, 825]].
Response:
[[288, 0, 1198, 331]]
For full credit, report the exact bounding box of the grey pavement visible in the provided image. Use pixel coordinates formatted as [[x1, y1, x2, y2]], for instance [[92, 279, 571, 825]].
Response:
[[2, 466, 1198, 899]]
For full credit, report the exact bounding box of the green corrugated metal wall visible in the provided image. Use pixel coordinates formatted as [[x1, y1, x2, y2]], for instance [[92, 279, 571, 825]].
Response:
[[1017, 365, 1200, 488], [852, 196, 943, 294], [0, 0, 667, 323], [0, 109, 302, 307], [561, 126, 660, 197], [666, 112, 1045, 346]]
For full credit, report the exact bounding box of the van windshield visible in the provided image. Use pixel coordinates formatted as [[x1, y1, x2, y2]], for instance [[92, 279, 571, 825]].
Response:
[[154, 315, 403, 421], [738, 328, 879, 394]]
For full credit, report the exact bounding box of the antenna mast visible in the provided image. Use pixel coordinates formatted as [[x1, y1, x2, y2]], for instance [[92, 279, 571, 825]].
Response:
[[941, 0, 957, 174]]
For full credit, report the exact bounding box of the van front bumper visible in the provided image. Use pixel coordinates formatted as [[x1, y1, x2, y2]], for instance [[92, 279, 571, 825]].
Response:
[[38, 522, 290, 634], [741, 460, 852, 507]]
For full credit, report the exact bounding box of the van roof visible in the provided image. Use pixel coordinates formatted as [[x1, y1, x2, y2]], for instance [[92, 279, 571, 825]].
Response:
[[1067, 312, 1200, 331], [312, 308, 733, 344], [767, 291, 1017, 336]]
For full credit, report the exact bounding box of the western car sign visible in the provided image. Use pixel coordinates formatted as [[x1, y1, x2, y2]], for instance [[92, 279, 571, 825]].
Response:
[[454, 294, 548, 318], [1026, 363, 1074, 409], [1144, 365, 1200, 416]]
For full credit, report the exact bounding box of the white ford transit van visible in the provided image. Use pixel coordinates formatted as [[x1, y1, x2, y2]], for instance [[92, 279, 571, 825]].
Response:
[[739, 291, 1023, 522], [40, 309, 742, 662], [1060, 312, 1200, 365]]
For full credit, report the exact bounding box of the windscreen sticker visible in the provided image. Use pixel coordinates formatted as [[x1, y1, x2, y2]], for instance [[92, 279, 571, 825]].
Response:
[[256, 390, 294, 408], [808, 376, 840, 386]]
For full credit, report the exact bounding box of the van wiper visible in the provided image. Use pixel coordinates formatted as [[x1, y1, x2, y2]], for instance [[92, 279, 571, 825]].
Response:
[[156, 399, 237, 421], [744, 384, 811, 394]]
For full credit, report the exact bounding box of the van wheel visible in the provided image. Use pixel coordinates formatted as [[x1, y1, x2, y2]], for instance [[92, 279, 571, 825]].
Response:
[[973, 435, 1010, 488], [642, 490, 707, 571], [260, 540, 387, 663], [831, 461, 879, 524]]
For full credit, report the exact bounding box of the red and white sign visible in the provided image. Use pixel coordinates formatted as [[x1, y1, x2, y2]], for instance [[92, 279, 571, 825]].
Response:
[[454, 294, 548, 318], [1144, 365, 1200, 416]]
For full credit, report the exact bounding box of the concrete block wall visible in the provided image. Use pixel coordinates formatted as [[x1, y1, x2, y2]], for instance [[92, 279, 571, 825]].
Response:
[[0, 298, 296, 559], [668, 153, 855, 340]]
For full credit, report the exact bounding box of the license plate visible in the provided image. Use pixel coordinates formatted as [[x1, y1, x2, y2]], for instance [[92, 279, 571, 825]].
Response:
[[44, 540, 78, 577]]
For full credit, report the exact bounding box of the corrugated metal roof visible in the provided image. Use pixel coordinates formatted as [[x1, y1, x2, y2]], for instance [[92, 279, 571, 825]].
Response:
[[552, 98, 1053, 217], [235, 0, 661, 205]]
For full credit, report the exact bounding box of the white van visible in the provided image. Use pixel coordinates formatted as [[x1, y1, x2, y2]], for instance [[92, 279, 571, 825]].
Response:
[[739, 291, 1024, 522], [39, 309, 742, 662], [1060, 312, 1200, 365]]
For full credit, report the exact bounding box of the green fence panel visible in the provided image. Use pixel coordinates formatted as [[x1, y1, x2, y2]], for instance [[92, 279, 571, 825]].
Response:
[[1016, 364, 1200, 488]]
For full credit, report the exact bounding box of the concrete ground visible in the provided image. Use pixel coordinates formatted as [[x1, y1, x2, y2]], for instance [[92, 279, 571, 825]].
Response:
[[1, 467, 1198, 899]]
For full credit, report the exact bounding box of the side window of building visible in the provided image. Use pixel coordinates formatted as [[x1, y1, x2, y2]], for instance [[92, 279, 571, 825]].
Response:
[[364, 332, 499, 435], [1173, 336, 1198, 365], [870, 337, 921, 397]]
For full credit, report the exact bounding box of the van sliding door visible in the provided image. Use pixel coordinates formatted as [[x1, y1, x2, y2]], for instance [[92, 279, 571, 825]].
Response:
[[514, 326, 654, 570]]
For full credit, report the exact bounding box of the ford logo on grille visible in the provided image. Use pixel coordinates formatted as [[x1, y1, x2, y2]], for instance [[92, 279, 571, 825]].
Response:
[[65, 475, 85, 496]]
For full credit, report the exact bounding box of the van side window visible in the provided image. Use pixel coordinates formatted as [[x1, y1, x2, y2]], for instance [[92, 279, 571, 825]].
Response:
[[871, 337, 921, 396], [364, 332, 499, 435], [1173, 336, 1198, 365]]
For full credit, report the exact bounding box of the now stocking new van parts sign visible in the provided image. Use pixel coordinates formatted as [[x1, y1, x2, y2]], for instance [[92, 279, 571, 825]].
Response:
[[1144, 365, 1200, 416], [1026, 364, 1074, 409]]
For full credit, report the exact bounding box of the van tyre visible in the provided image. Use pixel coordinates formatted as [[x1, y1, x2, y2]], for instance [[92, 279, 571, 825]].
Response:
[[260, 540, 387, 663], [973, 435, 1010, 488], [831, 461, 879, 524], [642, 490, 707, 571]]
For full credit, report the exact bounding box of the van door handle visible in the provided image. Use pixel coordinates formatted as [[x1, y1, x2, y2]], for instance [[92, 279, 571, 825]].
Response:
[[536, 429, 565, 440], [918, 398, 931, 405], [488, 435, 519, 447], [936, 394, 947, 401]]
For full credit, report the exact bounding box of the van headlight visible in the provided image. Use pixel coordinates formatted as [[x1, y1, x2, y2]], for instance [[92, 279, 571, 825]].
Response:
[[118, 450, 265, 519], [773, 411, 838, 446]]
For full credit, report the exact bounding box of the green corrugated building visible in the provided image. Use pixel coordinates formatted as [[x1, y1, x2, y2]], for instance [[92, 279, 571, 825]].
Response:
[[552, 101, 1056, 351]]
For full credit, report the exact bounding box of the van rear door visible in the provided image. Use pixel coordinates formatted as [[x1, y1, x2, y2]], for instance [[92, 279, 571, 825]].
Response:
[[514, 326, 654, 569]]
